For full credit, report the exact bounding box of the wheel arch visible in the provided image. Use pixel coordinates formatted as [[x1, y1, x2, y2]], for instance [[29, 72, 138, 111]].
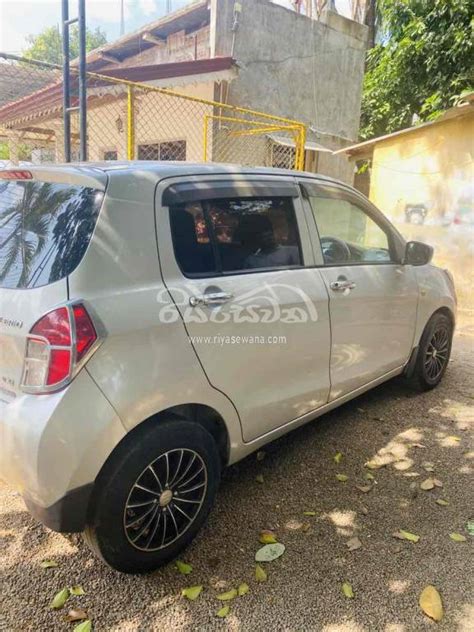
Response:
[[432, 305, 455, 329], [99, 403, 230, 473], [406, 305, 455, 379]]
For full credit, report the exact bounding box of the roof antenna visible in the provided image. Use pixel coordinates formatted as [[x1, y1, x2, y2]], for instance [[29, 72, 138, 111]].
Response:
[[120, 0, 125, 35], [166, 0, 172, 13]]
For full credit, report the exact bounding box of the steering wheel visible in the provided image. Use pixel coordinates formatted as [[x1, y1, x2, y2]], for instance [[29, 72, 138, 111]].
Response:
[[320, 236, 352, 263]]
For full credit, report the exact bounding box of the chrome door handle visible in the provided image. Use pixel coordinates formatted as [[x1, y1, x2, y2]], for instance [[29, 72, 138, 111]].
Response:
[[189, 292, 234, 307], [330, 280, 356, 292]]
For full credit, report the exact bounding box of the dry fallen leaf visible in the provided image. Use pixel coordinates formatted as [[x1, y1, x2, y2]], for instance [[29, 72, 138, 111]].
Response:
[[433, 479, 443, 488], [365, 460, 385, 470], [422, 462, 435, 472], [420, 478, 435, 491], [255, 542, 285, 562], [301, 522, 311, 532], [419, 585, 443, 621], [50, 588, 70, 610], [175, 560, 193, 575], [436, 499, 449, 506], [334, 452, 343, 464], [393, 530, 420, 543], [346, 537, 362, 551], [303, 511, 316, 517], [255, 564, 267, 582], [217, 588, 238, 601], [237, 583, 249, 596], [342, 582, 354, 598], [255, 474, 264, 484], [65, 610, 88, 623], [365, 472, 375, 480], [259, 530, 277, 544], [40, 560, 58, 569], [216, 605, 230, 618], [446, 435, 461, 442], [181, 585, 203, 601], [449, 533, 466, 542], [355, 484, 372, 493], [336, 474, 348, 482]]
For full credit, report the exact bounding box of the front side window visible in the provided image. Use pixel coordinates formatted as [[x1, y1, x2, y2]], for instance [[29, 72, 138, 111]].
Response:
[[308, 193, 393, 264], [170, 196, 302, 277]]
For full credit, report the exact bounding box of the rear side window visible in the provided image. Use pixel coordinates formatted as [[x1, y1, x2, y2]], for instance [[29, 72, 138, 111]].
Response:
[[0, 180, 103, 289], [169, 197, 302, 277]]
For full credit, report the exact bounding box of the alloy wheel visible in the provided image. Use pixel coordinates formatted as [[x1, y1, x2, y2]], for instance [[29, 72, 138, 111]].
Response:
[[124, 449, 208, 551], [424, 325, 449, 381]]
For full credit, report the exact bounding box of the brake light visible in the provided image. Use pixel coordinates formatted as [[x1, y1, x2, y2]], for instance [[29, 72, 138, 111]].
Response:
[[72, 304, 97, 360], [21, 303, 99, 393], [0, 170, 33, 180]]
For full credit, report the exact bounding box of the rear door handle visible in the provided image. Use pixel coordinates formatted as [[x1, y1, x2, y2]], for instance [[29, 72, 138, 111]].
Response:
[[330, 280, 356, 292], [189, 292, 234, 306]]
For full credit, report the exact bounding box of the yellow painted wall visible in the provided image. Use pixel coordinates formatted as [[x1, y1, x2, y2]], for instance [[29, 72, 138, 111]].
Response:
[[369, 113, 473, 223], [369, 113, 474, 313]]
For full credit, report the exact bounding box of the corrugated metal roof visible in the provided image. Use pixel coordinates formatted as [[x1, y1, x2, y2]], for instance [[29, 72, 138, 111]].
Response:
[[267, 133, 332, 152], [78, 1, 210, 71], [0, 57, 236, 126], [335, 94, 474, 158]]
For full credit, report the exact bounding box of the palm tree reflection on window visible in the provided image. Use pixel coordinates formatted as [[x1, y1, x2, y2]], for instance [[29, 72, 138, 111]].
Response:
[[0, 182, 102, 289]]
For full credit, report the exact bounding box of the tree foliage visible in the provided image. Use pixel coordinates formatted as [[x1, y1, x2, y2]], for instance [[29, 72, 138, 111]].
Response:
[[23, 25, 107, 65], [360, 0, 474, 139]]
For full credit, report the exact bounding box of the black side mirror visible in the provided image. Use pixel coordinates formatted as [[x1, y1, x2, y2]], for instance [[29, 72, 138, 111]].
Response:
[[404, 241, 434, 266]]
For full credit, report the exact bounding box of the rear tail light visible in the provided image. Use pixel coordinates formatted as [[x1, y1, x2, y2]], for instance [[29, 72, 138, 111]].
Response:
[[0, 170, 33, 180], [21, 303, 100, 394]]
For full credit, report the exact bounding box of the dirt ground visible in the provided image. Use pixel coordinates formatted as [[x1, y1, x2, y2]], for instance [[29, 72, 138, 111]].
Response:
[[0, 314, 473, 632]]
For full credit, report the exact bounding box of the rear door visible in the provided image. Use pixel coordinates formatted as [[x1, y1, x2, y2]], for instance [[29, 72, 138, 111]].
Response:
[[156, 175, 331, 442], [0, 170, 105, 404], [301, 180, 418, 399]]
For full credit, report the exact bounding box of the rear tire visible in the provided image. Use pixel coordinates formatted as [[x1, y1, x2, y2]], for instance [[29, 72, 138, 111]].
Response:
[[409, 312, 453, 391], [83, 420, 221, 573]]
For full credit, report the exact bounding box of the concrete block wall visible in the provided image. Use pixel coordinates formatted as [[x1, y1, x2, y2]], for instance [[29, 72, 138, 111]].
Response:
[[210, 0, 368, 183]]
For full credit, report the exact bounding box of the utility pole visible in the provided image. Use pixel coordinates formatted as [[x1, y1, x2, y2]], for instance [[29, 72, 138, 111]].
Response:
[[78, 0, 87, 160], [61, 0, 88, 161], [120, 0, 125, 36]]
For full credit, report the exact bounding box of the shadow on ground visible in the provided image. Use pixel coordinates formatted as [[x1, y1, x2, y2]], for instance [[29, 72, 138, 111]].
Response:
[[1, 332, 473, 632]]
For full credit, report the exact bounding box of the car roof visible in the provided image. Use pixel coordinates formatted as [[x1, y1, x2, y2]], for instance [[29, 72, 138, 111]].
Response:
[[25, 160, 348, 187]]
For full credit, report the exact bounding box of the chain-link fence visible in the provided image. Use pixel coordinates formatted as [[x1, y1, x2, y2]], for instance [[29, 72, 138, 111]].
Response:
[[0, 53, 306, 170]]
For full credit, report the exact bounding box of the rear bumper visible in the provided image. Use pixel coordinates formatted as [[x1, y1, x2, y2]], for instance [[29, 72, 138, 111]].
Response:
[[23, 483, 94, 532], [0, 368, 126, 532]]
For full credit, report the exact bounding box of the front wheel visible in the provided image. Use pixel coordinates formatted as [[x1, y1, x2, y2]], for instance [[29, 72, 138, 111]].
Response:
[[409, 312, 453, 391], [83, 420, 221, 573]]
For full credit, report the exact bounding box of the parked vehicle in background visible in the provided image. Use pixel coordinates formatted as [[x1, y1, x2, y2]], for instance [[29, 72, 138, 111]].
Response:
[[405, 202, 428, 224], [0, 162, 456, 573]]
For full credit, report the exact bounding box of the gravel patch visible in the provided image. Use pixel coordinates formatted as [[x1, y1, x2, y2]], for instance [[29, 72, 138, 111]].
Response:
[[1, 326, 473, 632]]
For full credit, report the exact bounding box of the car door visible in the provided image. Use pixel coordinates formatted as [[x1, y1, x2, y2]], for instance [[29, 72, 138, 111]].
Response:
[[156, 175, 331, 442], [300, 180, 419, 400]]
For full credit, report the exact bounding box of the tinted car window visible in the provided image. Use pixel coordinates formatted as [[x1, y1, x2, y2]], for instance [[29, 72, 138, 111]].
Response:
[[169, 197, 302, 276], [308, 194, 393, 264], [0, 180, 103, 289]]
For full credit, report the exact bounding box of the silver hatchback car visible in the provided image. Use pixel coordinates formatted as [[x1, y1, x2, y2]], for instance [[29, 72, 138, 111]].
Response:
[[0, 162, 456, 573]]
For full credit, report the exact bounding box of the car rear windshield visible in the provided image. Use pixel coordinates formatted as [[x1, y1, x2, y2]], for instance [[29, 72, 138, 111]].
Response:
[[0, 179, 103, 289]]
